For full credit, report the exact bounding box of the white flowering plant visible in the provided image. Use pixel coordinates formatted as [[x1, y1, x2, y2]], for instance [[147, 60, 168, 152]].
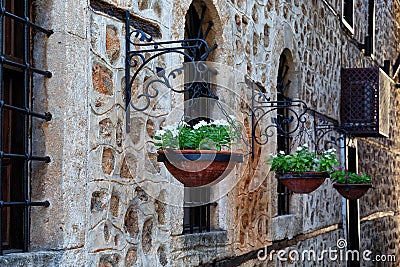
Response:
[[268, 144, 339, 174], [154, 118, 239, 151]]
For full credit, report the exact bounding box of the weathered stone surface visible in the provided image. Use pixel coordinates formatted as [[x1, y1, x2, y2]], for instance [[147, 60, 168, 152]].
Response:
[[92, 62, 113, 96], [157, 244, 168, 266], [129, 116, 144, 145], [124, 205, 139, 238], [116, 119, 123, 147], [99, 118, 113, 141], [135, 186, 149, 202], [125, 246, 138, 266], [109, 189, 120, 217], [105, 25, 120, 63], [146, 119, 155, 137], [91, 190, 108, 212], [27, 0, 400, 266], [0, 252, 62, 267], [145, 152, 160, 174], [142, 218, 153, 254], [155, 190, 167, 225], [120, 153, 137, 179], [101, 147, 115, 175], [98, 253, 120, 267]]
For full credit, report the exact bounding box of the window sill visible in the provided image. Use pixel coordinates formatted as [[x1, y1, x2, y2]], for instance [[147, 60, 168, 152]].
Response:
[[271, 214, 302, 240], [0, 251, 62, 267], [173, 230, 228, 249]]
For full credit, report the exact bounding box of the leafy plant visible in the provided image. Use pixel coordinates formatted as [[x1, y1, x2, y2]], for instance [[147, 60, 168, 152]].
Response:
[[330, 169, 371, 184], [154, 118, 239, 151], [268, 144, 339, 174]]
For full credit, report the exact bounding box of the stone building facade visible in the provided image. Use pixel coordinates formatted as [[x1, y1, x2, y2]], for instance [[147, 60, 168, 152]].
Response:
[[0, 0, 399, 266]]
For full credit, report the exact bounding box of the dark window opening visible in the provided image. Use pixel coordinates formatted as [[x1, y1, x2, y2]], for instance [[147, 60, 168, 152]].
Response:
[[183, 187, 212, 234], [367, 0, 375, 55], [277, 53, 291, 216], [2, 69, 26, 250], [184, 1, 217, 126], [0, 0, 52, 254], [347, 146, 357, 173], [342, 0, 354, 31], [346, 145, 361, 266], [183, 1, 216, 233]]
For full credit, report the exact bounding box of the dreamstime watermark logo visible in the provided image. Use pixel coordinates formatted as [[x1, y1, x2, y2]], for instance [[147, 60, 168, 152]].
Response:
[[257, 239, 396, 263]]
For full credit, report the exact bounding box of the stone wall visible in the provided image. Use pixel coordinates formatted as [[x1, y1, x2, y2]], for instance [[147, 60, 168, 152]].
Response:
[[0, 0, 397, 266], [354, 0, 400, 266]]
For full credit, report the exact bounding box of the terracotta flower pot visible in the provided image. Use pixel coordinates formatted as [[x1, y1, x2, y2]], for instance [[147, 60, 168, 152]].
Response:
[[333, 183, 372, 200], [277, 172, 329, 194], [157, 150, 244, 187]]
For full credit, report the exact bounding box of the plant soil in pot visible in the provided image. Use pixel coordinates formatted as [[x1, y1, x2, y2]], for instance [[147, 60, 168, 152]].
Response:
[[333, 183, 372, 200], [157, 150, 243, 187], [278, 172, 329, 194]]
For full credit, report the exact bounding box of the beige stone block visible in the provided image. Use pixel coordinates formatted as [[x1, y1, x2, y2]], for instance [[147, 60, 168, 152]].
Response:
[[65, 0, 87, 39]]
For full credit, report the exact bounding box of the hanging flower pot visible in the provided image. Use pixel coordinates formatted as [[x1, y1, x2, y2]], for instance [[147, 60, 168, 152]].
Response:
[[153, 119, 244, 187], [268, 145, 339, 194], [332, 183, 372, 200], [330, 169, 372, 200], [277, 172, 329, 194], [157, 150, 243, 187]]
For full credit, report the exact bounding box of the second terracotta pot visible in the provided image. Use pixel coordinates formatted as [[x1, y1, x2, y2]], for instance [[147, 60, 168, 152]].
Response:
[[277, 172, 329, 194]]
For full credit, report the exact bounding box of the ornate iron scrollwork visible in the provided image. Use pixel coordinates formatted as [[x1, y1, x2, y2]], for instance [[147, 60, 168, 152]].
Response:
[[251, 86, 354, 155], [252, 90, 308, 146], [125, 9, 351, 155], [125, 10, 217, 131]]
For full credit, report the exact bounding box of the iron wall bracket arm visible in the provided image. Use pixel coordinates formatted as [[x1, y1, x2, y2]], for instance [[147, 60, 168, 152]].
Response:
[[250, 85, 353, 156], [125, 11, 217, 131]]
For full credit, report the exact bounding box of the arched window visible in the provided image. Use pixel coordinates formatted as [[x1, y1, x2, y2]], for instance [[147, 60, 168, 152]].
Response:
[[183, 0, 216, 234]]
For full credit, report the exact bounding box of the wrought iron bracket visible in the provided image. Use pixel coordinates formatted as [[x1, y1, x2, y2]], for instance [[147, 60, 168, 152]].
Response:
[[125, 11, 217, 131], [125, 10, 352, 156], [250, 86, 353, 156]]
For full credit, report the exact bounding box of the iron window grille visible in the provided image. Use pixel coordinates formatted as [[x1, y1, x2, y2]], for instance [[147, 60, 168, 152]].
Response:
[[340, 67, 390, 137], [183, 204, 213, 234], [0, 0, 52, 254], [183, 187, 213, 234]]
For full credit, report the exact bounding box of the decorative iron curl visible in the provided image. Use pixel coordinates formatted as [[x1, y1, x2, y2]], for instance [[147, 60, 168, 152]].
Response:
[[250, 86, 355, 155], [251, 90, 308, 146], [125, 11, 217, 131], [313, 112, 355, 153]]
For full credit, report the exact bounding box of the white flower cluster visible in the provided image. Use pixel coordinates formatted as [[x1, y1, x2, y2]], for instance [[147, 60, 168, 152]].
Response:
[[210, 119, 230, 127], [193, 120, 209, 129], [325, 148, 336, 153], [296, 144, 309, 151], [155, 119, 233, 136], [192, 119, 232, 129], [323, 148, 336, 158], [155, 123, 180, 137]]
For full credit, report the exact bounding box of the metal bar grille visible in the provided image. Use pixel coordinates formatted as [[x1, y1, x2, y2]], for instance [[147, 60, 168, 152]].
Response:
[[183, 203, 213, 234], [0, 0, 52, 254], [0, 0, 4, 255], [0, 57, 52, 77]]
